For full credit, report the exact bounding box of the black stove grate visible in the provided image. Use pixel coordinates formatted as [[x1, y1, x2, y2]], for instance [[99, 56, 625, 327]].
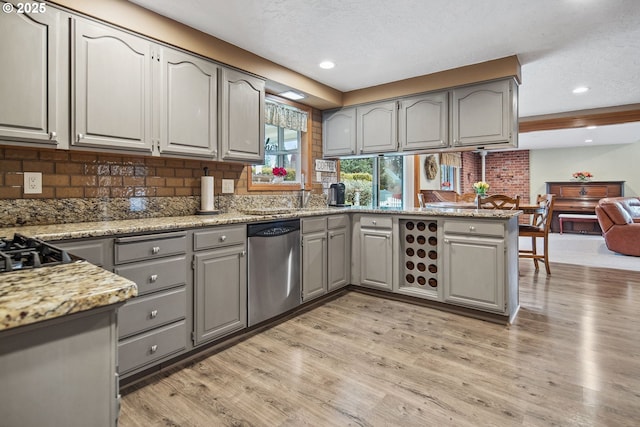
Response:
[[0, 234, 77, 273]]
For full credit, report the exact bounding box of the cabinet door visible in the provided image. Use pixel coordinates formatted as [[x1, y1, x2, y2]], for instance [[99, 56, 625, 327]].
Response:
[[360, 229, 393, 290], [302, 231, 327, 301], [158, 48, 218, 158], [72, 18, 153, 152], [328, 227, 350, 291], [443, 234, 505, 312], [194, 245, 247, 345], [0, 4, 61, 145], [322, 108, 356, 157], [399, 92, 448, 151], [452, 79, 516, 148], [357, 101, 398, 154], [220, 68, 265, 163]]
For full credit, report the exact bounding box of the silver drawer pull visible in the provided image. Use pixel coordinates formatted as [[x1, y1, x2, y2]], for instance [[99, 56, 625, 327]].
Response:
[[152, 246, 160, 254], [150, 344, 158, 354], [219, 235, 227, 242], [49, 131, 57, 140], [150, 274, 158, 282], [469, 226, 476, 232], [150, 310, 158, 319], [372, 220, 377, 225]]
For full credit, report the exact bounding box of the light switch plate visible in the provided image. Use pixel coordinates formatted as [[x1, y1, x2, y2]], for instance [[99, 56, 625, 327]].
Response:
[[221, 179, 234, 194], [24, 172, 42, 194]]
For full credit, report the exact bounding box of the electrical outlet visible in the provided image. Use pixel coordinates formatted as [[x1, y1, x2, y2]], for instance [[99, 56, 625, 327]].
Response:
[[23, 172, 42, 194], [221, 179, 234, 194]]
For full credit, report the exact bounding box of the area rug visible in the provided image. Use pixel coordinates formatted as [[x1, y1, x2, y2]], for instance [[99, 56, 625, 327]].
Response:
[[519, 233, 640, 272]]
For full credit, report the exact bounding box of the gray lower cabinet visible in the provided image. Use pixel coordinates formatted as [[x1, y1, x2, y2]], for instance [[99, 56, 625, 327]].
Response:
[[219, 68, 265, 163], [322, 107, 357, 157], [451, 79, 518, 148], [114, 231, 189, 376], [442, 219, 507, 312], [156, 46, 219, 158], [72, 17, 153, 153], [302, 215, 350, 301], [55, 237, 113, 270], [0, 2, 65, 146], [0, 306, 120, 427], [193, 225, 247, 345], [359, 216, 393, 290]]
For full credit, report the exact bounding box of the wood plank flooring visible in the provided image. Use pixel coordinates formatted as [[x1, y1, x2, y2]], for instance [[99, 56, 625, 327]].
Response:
[[120, 262, 640, 426]]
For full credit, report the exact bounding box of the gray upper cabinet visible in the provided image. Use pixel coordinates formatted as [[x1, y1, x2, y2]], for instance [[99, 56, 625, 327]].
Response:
[[357, 101, 398, 154], [157, 47, 219, 158], [72, 18, 153, 153], [399, 92, 448, 151], [451, 79, 518, 148], [0, 3, 63, 145], [322, 107, 357, 157], [220, 68, 265, 163]]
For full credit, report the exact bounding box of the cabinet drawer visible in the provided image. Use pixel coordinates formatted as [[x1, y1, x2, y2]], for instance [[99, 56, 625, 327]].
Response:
[[55, 239, 111, 267], [115, 232, 186, 264], [302, 217, 326, 233], [193, 226, 245, 251], [444, 221, 504, 237], [119, 286, 187, 339], [114, 255, 187, 295], [327, 214, 348, 230], [118, 320, 186, 374], [360, 216, 392, 229]]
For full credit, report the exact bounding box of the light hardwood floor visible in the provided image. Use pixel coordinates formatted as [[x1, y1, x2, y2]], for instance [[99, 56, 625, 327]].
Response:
[[120, 262, 640, 426]]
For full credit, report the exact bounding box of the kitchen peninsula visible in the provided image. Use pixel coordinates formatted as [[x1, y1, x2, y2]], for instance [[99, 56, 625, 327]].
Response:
[[1, 206, 519, 399]]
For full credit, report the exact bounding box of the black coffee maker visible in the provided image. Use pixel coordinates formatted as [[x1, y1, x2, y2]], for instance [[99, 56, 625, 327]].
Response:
[[328, 183, 348, 207]]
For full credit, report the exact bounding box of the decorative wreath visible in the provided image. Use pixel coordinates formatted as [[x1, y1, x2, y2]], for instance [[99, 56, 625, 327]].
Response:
[[424, 155, 438, 180]]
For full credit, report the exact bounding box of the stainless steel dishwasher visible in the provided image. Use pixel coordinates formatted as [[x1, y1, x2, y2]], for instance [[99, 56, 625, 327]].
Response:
[[247, 219, 301, 326]]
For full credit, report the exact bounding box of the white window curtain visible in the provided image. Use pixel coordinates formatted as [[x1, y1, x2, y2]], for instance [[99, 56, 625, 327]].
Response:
[[265, 101, 308, 132], [439, 152, 462, 168]]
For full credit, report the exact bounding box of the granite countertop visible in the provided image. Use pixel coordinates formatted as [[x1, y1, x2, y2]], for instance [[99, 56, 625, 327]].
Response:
[[0, 207, 519, 241], [0, 260, 137, 331]]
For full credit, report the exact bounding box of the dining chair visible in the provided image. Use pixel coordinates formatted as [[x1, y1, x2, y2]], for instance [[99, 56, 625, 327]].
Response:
[[476, 194, 520, 210], [456, 192, 477, 203], [519, 194, 555, 275]]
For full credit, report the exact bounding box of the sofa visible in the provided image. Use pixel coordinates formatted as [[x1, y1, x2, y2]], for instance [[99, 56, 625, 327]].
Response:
[[595, 197, 640, 256]]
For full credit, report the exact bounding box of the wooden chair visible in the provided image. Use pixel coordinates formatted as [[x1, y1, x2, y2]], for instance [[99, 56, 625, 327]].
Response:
[[519, 194, 555, 275], [457, 192, 477, 203], [477, 194, 520, 210]]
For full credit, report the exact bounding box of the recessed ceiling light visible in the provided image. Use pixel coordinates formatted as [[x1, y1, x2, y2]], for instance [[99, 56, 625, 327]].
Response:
[[319, 61, 335, 69], [585, 139, 593, 143], [572, 86, 589, 94], [279, 90, 305, 100], [586, 125, 597, 130]]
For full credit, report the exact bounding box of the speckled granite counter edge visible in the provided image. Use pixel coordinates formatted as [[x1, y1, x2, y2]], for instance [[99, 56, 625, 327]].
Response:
[[0, 261, 138, 331], [0, 208, 520, 241]]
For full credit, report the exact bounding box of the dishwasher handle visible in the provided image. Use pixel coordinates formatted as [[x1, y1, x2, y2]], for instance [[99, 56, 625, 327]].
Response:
[[253, 225, 298, 237]]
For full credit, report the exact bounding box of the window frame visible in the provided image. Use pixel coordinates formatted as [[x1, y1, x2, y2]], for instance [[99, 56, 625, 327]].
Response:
[[247, 94, 312, 191]]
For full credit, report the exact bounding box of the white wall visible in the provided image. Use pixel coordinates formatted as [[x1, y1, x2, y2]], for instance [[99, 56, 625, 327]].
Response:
[[418, 154, 441, 190], [529, 141, 640, 203]]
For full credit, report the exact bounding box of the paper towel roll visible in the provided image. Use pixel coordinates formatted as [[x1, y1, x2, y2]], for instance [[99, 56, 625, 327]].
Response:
[[201, 176, 214, 211]]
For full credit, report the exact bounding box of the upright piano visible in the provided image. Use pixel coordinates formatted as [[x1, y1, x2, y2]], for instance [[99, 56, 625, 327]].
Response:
[[546, 181, 624, 234]]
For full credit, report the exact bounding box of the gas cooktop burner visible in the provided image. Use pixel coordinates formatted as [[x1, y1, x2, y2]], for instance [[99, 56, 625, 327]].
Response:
[[0, 234, 80, 273]]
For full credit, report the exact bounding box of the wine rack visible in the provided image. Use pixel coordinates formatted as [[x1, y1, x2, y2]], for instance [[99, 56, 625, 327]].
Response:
[[400, 219, 439, 297]]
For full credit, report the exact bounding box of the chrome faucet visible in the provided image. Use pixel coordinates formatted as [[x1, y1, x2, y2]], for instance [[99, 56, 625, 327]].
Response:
[[299, 190, 311, 209]]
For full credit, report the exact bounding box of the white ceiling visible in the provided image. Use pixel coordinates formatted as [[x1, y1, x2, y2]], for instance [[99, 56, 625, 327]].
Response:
[[129, 0, 640, 149]]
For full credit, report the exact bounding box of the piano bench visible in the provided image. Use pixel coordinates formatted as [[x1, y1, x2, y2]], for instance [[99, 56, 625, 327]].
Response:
[[559, 214, 598, 234]]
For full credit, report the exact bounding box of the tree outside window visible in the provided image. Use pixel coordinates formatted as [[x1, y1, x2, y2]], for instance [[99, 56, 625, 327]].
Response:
[[340, 156, 403, 208]]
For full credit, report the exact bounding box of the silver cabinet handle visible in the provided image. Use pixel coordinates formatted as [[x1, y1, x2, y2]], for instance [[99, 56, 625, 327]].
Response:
[[372, 220, 377, 225], [329, 234, 334, 239], [150, 310, 158, 319], [219, 235, 227, 242], [444, 239, 450, 244], [77, 133, 84, 141], [240, 250, 246, 257], [150, 274, 158, 282], [152, 246, 160, 254], [469, 226, 476, 232], [150, 344, 158, 354], [49, 131, 57, 140]]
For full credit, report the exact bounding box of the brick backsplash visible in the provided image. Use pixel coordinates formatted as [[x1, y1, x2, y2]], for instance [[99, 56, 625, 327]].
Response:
[[0, 146, 243, 199]]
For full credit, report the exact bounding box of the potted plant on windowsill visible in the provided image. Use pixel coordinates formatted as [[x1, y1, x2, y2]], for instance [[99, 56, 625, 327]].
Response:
[[272, 166, 287, 183]]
